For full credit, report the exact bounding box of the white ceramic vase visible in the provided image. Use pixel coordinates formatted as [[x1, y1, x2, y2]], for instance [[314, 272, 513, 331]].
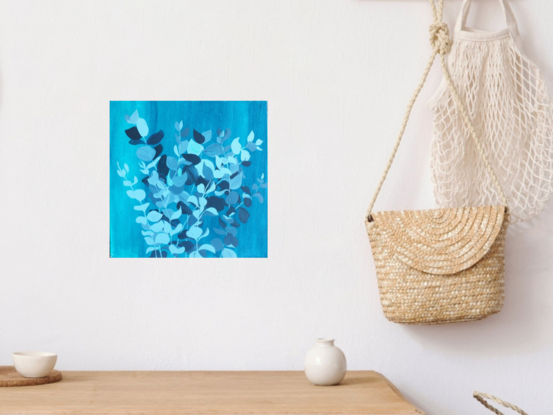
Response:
[[304, 338, 347, 386]]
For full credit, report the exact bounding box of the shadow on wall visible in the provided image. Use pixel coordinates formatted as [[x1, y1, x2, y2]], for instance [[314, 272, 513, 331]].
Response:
[[404, 197, 553, 357]]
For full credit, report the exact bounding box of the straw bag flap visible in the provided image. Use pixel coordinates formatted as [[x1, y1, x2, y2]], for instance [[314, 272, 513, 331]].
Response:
[[367, 205, 505, 275]]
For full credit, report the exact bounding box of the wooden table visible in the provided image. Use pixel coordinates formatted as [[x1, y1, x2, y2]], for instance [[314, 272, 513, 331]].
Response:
[[0, 371, 424, 415]]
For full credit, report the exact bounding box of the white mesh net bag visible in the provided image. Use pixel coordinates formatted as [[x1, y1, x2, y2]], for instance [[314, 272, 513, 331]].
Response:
[[429, 0, 553, 222]]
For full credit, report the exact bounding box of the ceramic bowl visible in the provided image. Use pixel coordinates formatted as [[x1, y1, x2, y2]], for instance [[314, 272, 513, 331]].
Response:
[[12, 352, 57, 378]]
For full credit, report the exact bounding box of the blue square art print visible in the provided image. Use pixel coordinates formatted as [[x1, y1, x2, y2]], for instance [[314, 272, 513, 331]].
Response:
[[110, 101, 268, 258]]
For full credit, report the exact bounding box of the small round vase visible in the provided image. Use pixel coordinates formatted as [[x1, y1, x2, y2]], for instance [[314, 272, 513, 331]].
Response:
[[304, 338, 347, 386]]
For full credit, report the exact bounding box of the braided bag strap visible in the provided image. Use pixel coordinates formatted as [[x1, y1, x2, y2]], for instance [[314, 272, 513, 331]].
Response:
[[474, 392, 529, 415], [366, 0, 507, 221]]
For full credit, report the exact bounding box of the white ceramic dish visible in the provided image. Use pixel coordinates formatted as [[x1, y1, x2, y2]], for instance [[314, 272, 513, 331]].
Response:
[[12, 351, 58, 378]]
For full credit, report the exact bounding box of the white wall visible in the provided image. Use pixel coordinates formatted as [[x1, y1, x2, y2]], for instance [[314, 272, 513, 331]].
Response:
[[1, 0, 551, 413]]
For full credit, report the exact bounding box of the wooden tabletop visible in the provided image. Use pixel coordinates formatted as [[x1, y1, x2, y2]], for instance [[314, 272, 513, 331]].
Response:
[[0, 371, 424, 415]]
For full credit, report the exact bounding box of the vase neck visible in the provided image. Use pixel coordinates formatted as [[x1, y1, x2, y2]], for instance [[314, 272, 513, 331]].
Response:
[[316, 338, 335, 347]]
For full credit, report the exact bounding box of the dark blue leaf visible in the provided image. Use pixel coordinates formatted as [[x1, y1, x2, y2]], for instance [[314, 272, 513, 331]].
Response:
[[157, 155, 169, 179], [180, 127, 190, 138], [238, 207, 250, 224], [153, 144, 163, 159], [147, 130, 164, 145], [128, 139, 143, 145], [177, 201, 193, 215], [193, 129, 205, 144], [206, 196, 226, 212], [217, 180, 229, 191], [183, 154, 201, 165], [244, 197, 252, 208], [196, 176, 209, 188], [241, 161, 252, 167], [241, 186, 251, 195], [218, 217, 227, 229], [125, 126, 142, 140], [185, 166, 199, 185], [226, 207, 236, 216]]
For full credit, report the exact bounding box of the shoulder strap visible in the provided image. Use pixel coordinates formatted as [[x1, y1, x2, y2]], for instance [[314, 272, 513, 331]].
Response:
[[453, 0, 522, 47], [366, 0, 508, 221]]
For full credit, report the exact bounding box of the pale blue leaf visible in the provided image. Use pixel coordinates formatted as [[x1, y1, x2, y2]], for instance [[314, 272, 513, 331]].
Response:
[[142, 230, 154, 237], [188, 140, 204, 155], [199, 228, 210, 241], [123, 181, 132, 187], [136, 146, 156, 162], [179, 141, 189, 155], [147, 211, 163, 223], [247, 131, 255, 142], [230, 173, 243, 190], [221, 248, 237, 258], [187, 226, 202, 240], [167, 156, 178, 171], [134, 203, 150, 212], [169, 245, 185, 255], [170, 223, 183, 236], [127, 189, 146, 202], [255, 139, 263, 146], [190, 251, 203, 258], [202, 130, 212, 144], [155, 233, 170, 245], [146, 247, 156, 254], [124, 163, 130, 173], [231, 137, 241, 154], [136, 118, 149, 137], [147, 171, 159, 185], [150, 221, 165, 233], [240, 150, 250, 162], [203, 207, 218, 216], [171, 208, 182, 221], [146, 157, 161, 170], [199, 244, 215, 254], [136, 216, 147, 225], [144, 237, 155, 246], [128, 110, 139, 125]]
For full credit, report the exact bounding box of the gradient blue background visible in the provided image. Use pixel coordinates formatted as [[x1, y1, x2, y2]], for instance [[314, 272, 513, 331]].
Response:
[[110, 101, 268, 258]]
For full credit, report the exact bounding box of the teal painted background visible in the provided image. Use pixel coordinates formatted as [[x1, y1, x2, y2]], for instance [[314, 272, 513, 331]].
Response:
[[110, 101, 268, 258]]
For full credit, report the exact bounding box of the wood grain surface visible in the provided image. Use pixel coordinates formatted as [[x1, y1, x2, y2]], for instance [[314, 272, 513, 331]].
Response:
[[0, 370, 424, 415], [0, 366, 62, 387]]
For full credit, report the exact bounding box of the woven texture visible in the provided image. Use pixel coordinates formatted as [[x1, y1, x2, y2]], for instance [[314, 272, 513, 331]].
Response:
[[366, 206, 507, 324], [430, 0, 553, 223]]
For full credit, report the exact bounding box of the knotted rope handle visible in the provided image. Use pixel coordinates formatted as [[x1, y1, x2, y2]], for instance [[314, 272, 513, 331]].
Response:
[[366, 0, 508, 221], [474, 392, 529, 415]]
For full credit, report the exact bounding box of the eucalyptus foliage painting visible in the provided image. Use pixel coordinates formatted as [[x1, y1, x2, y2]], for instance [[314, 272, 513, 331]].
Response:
[[110, 101, 268, 258]]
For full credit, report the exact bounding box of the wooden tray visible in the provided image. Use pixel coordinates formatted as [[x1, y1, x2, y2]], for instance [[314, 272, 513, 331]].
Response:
[[0, 366, 62, 387]]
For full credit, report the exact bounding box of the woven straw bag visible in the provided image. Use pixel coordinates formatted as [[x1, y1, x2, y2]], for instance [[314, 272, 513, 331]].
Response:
[[365, 0, 509, 325], [474, 392, 528, 415]]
